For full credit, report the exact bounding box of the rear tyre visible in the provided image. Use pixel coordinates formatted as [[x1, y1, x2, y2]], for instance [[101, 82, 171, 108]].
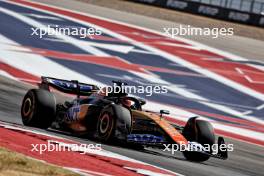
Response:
[[21, 89, 56, 129], [97, 109, 115, 142], [96, 104, 131, 142], [182, 118, 215, 162]]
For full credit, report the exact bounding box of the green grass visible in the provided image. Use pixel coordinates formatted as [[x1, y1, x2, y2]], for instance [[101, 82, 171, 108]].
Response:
[[0, 147, 79, 176]]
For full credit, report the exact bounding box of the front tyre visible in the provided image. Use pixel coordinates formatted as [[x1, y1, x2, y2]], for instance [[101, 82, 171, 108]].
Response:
[[182, 118, 215, 162], [21, 89, 56, 129]]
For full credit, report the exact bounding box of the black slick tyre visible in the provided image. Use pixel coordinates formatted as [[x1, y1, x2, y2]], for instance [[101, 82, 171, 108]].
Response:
[[21, 89, 56, 129]]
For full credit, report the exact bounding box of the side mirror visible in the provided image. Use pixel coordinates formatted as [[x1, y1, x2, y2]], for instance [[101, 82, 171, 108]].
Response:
[[138, 98, 146, 105], [160, 110, 170, 118]]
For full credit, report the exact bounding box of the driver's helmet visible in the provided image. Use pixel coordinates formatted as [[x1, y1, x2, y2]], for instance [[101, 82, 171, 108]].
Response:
[[121, 98, 131, 108]]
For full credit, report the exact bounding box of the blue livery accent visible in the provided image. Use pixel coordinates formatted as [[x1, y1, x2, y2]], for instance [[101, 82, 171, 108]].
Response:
[[49, 79, 94, 92], [127, 134, 166, 144]]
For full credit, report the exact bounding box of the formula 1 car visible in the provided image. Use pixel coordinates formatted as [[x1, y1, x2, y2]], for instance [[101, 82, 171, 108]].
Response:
[[21, 76, 228, 162]]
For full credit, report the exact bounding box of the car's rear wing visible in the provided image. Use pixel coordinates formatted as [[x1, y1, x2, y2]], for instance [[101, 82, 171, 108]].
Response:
[[39, 76, 99, 97]]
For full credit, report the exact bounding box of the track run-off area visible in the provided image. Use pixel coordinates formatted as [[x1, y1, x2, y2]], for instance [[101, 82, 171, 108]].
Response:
[[0, 0, 264, 175]]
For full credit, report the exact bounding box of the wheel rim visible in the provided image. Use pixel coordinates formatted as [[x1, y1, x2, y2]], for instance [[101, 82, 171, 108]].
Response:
[[99, 113, 111, 134], [23, 98, 33, 117]]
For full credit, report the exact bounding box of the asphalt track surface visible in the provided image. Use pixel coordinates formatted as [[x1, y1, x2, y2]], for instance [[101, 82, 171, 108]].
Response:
[[0, 0, 264, 175]]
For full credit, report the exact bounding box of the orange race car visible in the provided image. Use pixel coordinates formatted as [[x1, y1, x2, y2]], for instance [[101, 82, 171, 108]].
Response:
[[21, 76, 228, 162]]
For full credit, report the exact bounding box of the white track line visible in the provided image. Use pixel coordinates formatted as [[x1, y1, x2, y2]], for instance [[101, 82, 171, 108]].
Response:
[[0, 121, 183, 176]]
